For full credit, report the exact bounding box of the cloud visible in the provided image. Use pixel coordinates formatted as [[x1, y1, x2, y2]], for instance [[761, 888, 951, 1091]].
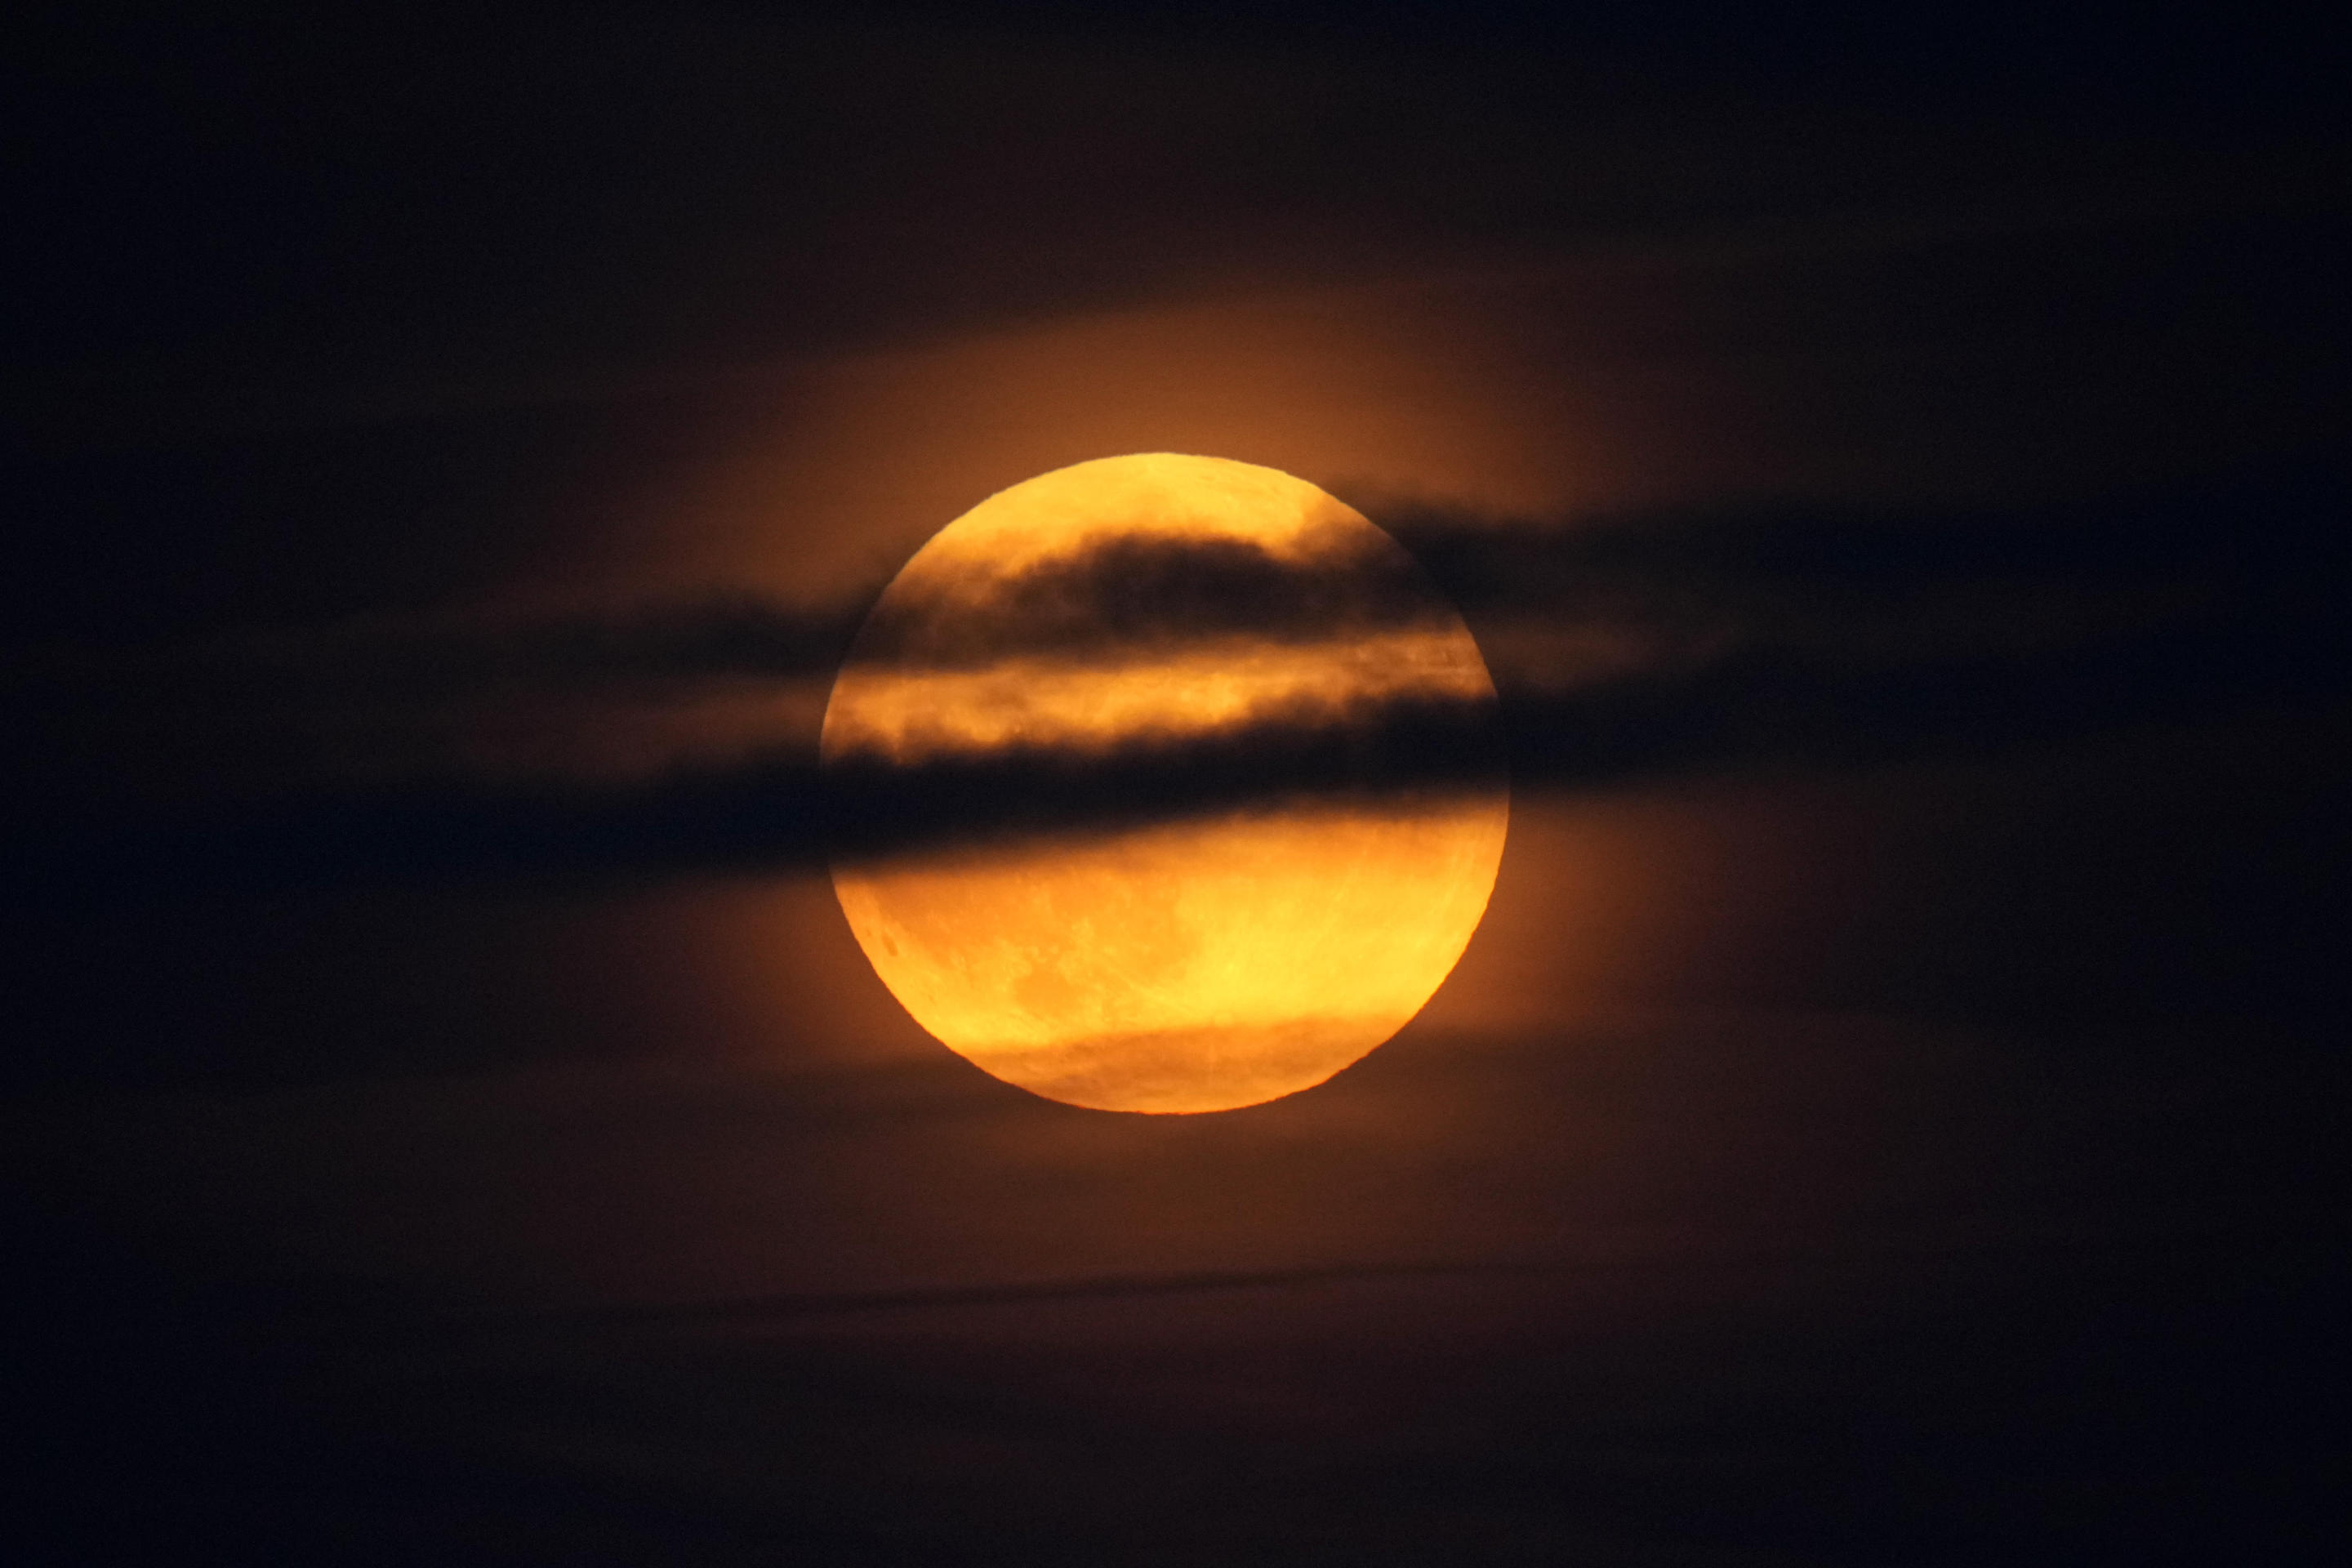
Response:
[[4, 452, 2345, 899], [853, 521, 1454, 670]]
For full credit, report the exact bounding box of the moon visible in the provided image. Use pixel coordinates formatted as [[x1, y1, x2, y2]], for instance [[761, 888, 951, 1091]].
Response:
[[821, 454, 1508, 1113]]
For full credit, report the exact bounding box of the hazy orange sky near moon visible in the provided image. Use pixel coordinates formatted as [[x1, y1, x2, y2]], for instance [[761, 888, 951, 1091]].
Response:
[[473, 281, 1611, 1085], [546, 274, 1642, 612], [536, 243, 2194, 620], [484, 266, 1880, 1082], [491, 264, 2001, 1089]]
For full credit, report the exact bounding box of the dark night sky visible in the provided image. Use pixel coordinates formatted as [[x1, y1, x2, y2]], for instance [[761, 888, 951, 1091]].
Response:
[[4, 5, 2348, 1563]]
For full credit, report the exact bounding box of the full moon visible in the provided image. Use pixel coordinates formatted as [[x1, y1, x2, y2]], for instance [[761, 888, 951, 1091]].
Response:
[[822, 454, 1508, 1113]]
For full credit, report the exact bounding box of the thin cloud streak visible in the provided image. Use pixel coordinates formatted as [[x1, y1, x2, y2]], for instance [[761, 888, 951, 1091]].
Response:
[[459, 1223, 2277, 1337]]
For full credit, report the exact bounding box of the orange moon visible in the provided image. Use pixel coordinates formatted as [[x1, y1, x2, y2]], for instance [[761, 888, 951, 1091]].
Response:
[[821, 454, 1508, 1113]]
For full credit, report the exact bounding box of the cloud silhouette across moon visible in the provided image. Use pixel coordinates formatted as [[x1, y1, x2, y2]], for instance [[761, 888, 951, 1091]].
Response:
[[821, 454, 1509, 1112]]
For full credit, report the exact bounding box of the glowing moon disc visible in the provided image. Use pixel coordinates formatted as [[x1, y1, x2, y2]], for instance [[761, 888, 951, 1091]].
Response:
[[822, 454, 1507, 1113]]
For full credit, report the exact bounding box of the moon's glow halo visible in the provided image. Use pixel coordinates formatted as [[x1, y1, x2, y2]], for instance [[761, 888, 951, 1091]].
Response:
[[822, 455, 1507, 1113]]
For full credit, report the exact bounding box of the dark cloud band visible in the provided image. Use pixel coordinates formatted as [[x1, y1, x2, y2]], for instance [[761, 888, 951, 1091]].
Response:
[[4, 455, 2345, 898]]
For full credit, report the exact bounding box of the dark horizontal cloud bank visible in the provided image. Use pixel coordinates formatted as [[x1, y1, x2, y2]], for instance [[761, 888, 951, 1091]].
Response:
[[4, 452, 2346, 899]]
